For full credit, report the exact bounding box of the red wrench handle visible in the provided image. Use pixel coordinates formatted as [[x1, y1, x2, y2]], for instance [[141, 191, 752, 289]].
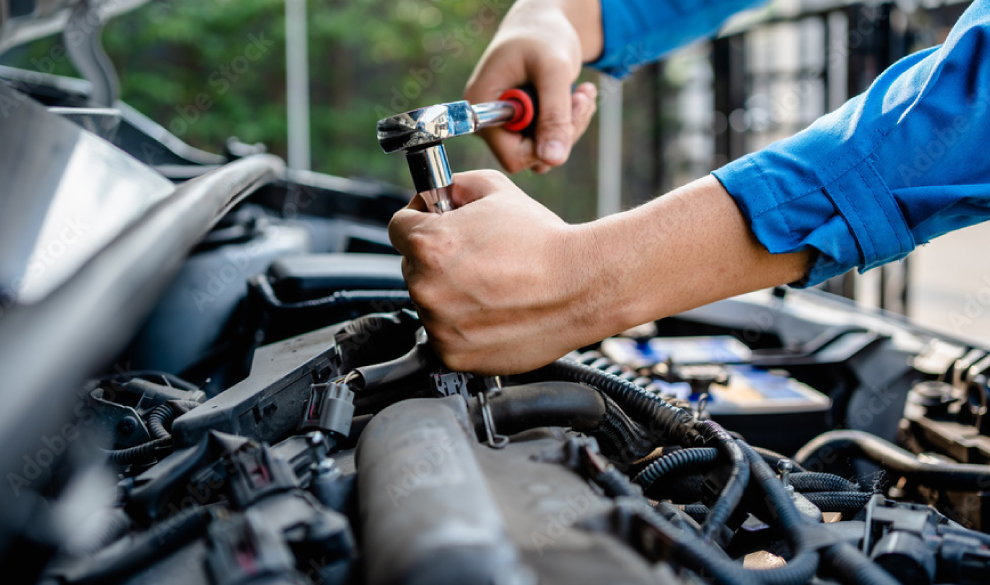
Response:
[[498, 86, 538, 135]]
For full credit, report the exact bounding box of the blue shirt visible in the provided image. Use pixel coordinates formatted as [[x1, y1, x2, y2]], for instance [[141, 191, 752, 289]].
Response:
[[591, 0, 990, 286]]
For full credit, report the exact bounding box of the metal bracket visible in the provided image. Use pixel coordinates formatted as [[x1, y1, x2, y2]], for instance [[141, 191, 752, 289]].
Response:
[[477, 383, 508, 450]]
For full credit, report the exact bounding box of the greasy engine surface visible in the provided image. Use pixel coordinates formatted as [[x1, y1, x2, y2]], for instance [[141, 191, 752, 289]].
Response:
[[23, 276, 990, 585]]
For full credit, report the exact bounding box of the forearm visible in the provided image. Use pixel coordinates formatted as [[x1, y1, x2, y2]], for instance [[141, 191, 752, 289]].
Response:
[[567, 176, 810, 340], [390, 172, 808, 375], [503, 0, 603, 62]]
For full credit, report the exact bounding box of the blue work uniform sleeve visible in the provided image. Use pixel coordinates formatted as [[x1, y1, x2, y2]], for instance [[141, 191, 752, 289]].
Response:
[[589, 0, 769, 78], [712, 0, 990, 286]]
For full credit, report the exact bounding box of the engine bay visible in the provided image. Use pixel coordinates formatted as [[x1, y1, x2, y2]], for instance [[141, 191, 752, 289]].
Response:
[[12, 256, 990, 585], [2, 9, 990, 583]]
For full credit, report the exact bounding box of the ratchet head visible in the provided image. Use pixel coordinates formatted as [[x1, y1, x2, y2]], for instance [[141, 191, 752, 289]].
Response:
[[376, 101, 477, 154]]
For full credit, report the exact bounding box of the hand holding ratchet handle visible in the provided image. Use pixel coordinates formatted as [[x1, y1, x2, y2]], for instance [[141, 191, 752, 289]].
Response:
[[376, 86, 540, 213]]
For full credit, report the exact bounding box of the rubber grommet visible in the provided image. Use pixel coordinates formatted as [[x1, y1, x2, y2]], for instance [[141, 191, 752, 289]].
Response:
[[499, 88, 534, 133]]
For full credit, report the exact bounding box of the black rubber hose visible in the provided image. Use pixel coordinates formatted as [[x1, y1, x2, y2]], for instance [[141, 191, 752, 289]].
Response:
[[616, 448, 822, 585], [633, 447, 719, 491], [145, 400, 202, 441], [467, 382, 606, 437], [105, 437, 171, 465], [465, 382, 652, 462], [738, 441, 820, 585], [718, 445, 891, 585], [681, 503, 710, 524], [641, 497, 828, 585], [109, 371, 200, 392], [595, 466, 643, 498], [595, 394, 656, 463], [352, 341, 439, 392], [595, 468, 776, 585], [789, 472, 859, 493], [653, 500, 703, 532], [821, 541, 900, 585], [655, 473, 706, 502], [252, 275, 412, 311], [795, 429, 990, 491], [753, 446, 808, 473], [55, 507, 211, 585], [696, 420, 750, 543], [146, 404, 172, 441], [535, 359, 700, 445], [803, 492, 872, 515], [334, 309, 422, 369], [629, 447, 666, 472], [635, 503, 760, 585]]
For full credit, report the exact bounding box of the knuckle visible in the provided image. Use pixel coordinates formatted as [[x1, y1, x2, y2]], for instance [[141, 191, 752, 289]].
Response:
[[406, 230, 433, 259], [476, 168, 506, 183], [580, 98, 598, 117], [538, 51, 574, 72], [540, 114, 571, 131]]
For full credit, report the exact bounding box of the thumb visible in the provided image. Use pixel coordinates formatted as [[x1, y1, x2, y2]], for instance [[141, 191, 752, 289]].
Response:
[[532, 65, 575, 167], [388, 204, 432, 257]]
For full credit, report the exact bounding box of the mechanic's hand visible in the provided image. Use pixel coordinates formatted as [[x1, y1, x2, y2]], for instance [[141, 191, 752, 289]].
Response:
[[465, 0, 603, 174], [389, 171, 602, 374]]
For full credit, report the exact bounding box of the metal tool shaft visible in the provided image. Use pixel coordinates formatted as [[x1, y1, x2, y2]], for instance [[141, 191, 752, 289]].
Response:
[[405, 145, 451, 194], [472, 100, 519, 129]]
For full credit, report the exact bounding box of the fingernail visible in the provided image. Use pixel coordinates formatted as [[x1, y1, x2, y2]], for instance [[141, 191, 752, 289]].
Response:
[[538, 140, 567, 164]]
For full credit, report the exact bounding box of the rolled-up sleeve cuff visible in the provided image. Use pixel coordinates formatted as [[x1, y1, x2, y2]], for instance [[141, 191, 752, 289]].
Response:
[[589, 0, 770, 79], [588, 0, 654, 78], [712, 151, 916, 288]]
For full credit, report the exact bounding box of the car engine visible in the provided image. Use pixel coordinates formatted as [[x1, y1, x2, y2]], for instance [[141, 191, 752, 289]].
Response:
[[2, 2, 990, 584]]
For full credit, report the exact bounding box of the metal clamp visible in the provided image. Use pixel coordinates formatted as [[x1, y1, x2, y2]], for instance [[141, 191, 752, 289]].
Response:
[[695, 393, 710, 421], [477, 387, 509, 450]]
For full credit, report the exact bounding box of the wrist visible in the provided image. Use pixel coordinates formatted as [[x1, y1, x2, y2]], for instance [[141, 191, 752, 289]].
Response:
[[555, 218, 643, 346], [558, 0, 604, 62]]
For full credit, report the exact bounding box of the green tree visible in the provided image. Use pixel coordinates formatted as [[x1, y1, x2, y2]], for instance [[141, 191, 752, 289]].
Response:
[[3, 0, 615, 221]]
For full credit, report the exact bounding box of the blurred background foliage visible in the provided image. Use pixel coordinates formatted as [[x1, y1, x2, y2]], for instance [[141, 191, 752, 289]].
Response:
[[1, 0, 658, 222]]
